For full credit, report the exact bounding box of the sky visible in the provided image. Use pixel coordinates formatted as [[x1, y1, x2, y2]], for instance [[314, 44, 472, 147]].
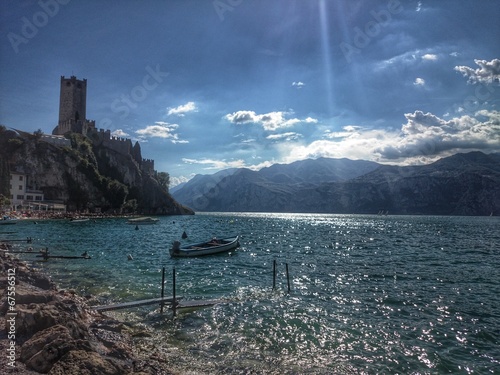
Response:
[[1, 0, 499, 187]]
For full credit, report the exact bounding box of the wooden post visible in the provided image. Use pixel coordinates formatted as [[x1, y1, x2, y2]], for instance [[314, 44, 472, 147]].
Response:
[[273, 259, 276, 290], [286, 263, 291, 294], [160, 267, 165, 313], [172, 267, 177, 317]]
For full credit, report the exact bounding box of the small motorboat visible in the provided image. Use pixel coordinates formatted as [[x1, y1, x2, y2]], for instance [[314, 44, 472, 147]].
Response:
[[69, 218, 89, 223], [0, 216, 18, 225], [127, 217, 159, 225], [169, 235, 240, 257]]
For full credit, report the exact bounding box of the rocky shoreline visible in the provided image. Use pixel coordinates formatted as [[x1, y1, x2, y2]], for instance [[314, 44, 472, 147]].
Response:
[[0, 253, 177, 374]]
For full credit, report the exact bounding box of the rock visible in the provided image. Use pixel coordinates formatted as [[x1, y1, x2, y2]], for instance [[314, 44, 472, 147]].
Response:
[[21, 325, 91, 373], [49, 350, 128, 375], [15, 299, 88, 340]]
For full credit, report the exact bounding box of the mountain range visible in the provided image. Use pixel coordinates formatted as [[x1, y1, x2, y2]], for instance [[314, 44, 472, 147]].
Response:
[[172, 152, 500, 215]]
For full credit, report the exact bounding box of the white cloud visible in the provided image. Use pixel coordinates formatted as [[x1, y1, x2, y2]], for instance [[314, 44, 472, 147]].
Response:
[[170, 175, 191, 188], [182, 158, 246, 170], [455, 59, 500, 84], [167, 101, 197, 116], [292, 81, 305, 88], [414, 77, 426, 86], [278, 110, 500, 165], [135, 121, 186, 143], [266, 132, 302, 141], [422, 54, 437, 61], [416, 1, 422, 11], [225, 110, 318, 131], [111, 129, 130, 137]]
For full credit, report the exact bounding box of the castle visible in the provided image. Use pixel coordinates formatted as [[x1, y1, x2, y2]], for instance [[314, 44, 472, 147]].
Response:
[[52, 76, 155, 176]]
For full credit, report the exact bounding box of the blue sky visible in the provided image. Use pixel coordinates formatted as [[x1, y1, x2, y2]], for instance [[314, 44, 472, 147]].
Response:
[[1, 0, 499, 186]]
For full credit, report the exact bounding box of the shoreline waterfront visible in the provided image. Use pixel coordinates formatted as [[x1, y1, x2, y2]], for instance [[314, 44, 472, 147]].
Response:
[[0, 252, 179, 374]]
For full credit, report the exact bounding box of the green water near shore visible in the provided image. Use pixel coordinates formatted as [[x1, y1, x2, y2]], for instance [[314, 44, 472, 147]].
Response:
[[4, 213, 500, 374]]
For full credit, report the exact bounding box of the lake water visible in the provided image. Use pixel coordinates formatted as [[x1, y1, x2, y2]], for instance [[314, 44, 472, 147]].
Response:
[[4, 213, 500, 374]]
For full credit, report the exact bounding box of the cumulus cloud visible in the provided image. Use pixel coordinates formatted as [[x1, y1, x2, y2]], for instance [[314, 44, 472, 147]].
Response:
[[167, 101, 197, 116], [111, 129, 130, 137], [292, 81, 305, 88], [414, 77, 426, 86], [377, 110, 500, 159], [136, 121, 187, 143], [279, 111, 500, 165], [422, 54, 437, 61], [455, 59, 500, 84], [225, 110, 317, 131]]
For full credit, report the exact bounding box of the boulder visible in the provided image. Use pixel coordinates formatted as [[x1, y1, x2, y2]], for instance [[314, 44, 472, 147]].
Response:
[[49, 350, 128, 375], [21, 325, 91, 373]]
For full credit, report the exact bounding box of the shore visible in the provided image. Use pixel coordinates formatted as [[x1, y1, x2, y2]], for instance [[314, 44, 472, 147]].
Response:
[[0, 251, 178, 374]]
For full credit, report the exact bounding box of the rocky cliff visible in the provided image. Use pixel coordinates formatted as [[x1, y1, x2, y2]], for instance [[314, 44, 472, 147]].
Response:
[[172, 152, 500, 215], [0, 127, 193, 215]]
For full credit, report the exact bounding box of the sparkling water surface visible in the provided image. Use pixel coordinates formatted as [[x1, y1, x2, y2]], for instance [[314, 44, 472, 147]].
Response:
[[5, 213, 500, 374]]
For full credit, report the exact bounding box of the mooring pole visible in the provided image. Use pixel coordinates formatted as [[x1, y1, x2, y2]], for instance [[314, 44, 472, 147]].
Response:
[[273, 259, 277, 290], [172, 267, 177, 317], [160, 267, 165, 313], [286, 263, 291, 294]]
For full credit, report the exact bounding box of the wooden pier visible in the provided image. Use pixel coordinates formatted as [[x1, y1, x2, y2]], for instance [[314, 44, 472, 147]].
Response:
[[94, 267, 225, 316], [95, 296, 180, 312], [94, 297, 223, 312]]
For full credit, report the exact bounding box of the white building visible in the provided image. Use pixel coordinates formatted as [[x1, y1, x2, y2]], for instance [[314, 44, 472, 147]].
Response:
[[9, 172, 64, 211], [10, 172, 27, 209]]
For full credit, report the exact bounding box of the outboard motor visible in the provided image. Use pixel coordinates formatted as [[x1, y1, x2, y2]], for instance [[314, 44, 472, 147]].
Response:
[[172, 240, 181, 252]]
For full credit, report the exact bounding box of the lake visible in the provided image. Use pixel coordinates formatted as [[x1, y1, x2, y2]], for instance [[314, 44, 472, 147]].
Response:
[[5, 213, 500, 374]]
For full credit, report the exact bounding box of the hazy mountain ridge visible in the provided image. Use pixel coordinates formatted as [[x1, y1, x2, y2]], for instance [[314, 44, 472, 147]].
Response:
[[172, 152, 500, 215]]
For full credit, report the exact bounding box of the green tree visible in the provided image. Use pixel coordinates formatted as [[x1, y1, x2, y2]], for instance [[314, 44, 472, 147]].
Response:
[[33, 129, 44, 139], [0, 194, 10, 208], [157, 172, 170, 192]]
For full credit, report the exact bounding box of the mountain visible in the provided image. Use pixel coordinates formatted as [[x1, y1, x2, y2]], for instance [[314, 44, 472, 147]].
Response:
[[172, 152, 500, 215], [172, 158, 380, 212]]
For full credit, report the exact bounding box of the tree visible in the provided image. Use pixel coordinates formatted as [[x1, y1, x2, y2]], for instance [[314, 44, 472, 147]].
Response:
[[157, 172, 170, 192], [33, 129, 44, 139], [0, 194, 10, 208]]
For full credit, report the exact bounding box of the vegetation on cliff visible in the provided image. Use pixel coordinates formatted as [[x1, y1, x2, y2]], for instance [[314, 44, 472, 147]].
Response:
[[0, 126, 193, 215]]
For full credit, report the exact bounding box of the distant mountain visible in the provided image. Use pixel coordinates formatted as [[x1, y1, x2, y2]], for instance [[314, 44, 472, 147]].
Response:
[[172, 152, 500, 215], [172, 158, 380, 212]]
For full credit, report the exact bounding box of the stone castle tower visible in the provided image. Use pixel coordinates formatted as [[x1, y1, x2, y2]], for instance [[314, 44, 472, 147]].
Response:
[[52, 76, 95, 135], [50, 75, 155, 175]]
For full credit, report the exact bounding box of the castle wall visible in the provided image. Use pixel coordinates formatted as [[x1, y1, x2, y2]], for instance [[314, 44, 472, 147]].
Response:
[[141, 159, 155, 175]]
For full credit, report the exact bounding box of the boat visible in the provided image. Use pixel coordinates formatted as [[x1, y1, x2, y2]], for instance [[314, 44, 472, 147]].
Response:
[[127, 217, 159, 225], [0, 216, 18, 225], [169, 235, 240, 257], [69, 218, 89, 223]]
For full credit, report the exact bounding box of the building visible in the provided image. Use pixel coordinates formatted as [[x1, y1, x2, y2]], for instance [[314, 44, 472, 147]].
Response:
[[9, 172, 65, 212], [52, 76, 96, 136]]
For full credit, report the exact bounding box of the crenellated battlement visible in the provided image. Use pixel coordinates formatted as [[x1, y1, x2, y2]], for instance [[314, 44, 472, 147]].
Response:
[[142, 158, 155, 175]]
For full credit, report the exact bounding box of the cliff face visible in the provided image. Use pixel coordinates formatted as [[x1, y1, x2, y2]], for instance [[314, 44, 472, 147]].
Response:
[[0, 127, 193, 215]]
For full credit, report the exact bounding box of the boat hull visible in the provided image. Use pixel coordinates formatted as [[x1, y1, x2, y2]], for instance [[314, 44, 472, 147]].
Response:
[[169, 236, 239, 257], [127, 217, 159, 225]]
